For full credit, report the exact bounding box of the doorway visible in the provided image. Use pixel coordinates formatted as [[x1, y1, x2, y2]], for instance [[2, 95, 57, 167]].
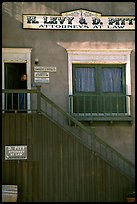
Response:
[[4, 63, 27, 110], [2, 48, 32, 112]]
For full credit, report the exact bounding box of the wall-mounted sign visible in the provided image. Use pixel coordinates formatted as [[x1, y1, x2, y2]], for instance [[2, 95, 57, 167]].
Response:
[[34, 77, 50, 83], [34, 72, 49, 77], [5, 145, 27, 160], [34, 66, 57, 72], [33, 66, 56, 83], [23, 9, 135, 30]]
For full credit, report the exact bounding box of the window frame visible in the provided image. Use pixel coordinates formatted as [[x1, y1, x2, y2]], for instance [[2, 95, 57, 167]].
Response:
[[2, 48, 32, 112], [67, 49, 132, 119], [73, 63, 126, 95]]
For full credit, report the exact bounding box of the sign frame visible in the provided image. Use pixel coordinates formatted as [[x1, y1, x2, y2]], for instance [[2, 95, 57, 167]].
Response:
[[34, 66, 57, 72], [5, 145, 27, 160], [22, 9, 135, 30]]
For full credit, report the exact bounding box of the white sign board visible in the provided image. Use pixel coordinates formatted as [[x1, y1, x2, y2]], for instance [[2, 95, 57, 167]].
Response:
[[34, 66, 56, 83], [34, 72, 49, 77], [34, 78, 50, 83], [23, 9, 135, 30], [5, 145, 27, 160], [34, 66, 57, 72]]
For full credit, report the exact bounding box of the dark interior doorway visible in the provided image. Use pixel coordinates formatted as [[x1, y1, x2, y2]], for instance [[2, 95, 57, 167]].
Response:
[[4, 63, 27, 110]]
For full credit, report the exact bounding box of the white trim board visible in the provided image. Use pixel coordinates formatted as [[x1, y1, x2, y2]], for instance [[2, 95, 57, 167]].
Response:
[[67, 49, 132, 115]]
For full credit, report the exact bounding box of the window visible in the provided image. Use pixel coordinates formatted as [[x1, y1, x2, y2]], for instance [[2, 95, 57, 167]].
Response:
[[67, 49, 132, 121], [72, 64, 126, 115]]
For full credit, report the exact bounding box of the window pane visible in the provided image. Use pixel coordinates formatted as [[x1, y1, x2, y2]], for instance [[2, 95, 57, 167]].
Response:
[[101, 68, 122, 92], [75, 68, 95, 92]]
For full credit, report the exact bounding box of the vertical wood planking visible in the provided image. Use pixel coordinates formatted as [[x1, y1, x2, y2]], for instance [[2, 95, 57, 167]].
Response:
[[2, 113, 134, 202]]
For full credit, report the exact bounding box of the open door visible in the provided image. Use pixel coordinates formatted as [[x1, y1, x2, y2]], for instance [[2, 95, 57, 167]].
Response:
[[4, 63, 27, 110]]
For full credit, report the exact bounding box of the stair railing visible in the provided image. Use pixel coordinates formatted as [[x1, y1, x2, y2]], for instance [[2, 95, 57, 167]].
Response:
[[2, 87, 135, 182], [37, 87, 135, 182]]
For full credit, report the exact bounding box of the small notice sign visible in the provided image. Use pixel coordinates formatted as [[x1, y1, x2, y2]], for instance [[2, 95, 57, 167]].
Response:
[[34, 66, 57, 72], [5, 145, 27, 160], [34, 72, 49, 77], [34, 77, 50, 83]]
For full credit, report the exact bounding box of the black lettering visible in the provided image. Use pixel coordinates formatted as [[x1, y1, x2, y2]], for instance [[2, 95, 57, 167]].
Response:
[[79, 17, 87, 25], [93, 25, 101, 29], [84, 25, 89, 28], [109, 18, 124, 26], [58, 17, 66, 24], [61, 25, 67, 28], [112, 25, 124, 29], [128, 18, 135, 25], [43, 17, 50, 24], [67, 25, 73, 28], [73, 25, 82, 29], [92, 18, 103, 25], [108, 18, 115, 25], [44, 17, 57, 24], [55, 25, 61, 28], [121, 18, 126, 25], [115, 18, 120, 25], [27, 16, 39, 23], [39, 24, 44, 28], [50, 17, 57, 24], [67, 17, 74, 24]]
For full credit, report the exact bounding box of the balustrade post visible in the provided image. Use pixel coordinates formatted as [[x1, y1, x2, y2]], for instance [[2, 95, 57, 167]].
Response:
[[36, 85, 41, 113]]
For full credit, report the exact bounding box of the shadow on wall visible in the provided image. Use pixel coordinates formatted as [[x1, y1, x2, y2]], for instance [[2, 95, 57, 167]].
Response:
[[2, 2, 135, 24], [2, 2, 57, 23]]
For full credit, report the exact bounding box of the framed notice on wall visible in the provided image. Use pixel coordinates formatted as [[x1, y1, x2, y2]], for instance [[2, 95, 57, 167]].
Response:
[[33, 66, 57, 84], [5, 145, 27, 160]]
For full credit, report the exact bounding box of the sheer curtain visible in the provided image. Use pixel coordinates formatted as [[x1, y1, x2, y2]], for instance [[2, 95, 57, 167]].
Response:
[[75, 68, 95, 92], [75, 67, 122, 93], [101, 68, 122, 92]]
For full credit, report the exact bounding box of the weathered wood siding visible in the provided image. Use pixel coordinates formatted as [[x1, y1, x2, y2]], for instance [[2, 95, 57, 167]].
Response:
[[2, 113, 134, 202]]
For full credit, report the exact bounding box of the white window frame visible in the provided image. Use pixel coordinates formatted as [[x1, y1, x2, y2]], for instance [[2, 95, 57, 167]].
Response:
[[67, 49, 132, 115], [2, 48, 32, 112]]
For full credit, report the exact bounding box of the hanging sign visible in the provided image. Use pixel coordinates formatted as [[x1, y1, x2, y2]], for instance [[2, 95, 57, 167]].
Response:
[[23, 9, 135, 30]]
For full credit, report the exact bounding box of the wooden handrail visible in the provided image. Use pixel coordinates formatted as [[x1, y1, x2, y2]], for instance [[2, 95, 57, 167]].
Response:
[[2, 88, 135, 182]]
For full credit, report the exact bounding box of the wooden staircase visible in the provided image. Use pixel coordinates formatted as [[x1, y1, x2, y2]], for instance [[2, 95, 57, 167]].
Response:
[[2, 88, 135, 202]]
